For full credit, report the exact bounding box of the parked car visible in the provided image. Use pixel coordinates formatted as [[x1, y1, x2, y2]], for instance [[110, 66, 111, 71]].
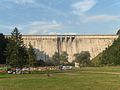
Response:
[[62, 66, 73, 70]]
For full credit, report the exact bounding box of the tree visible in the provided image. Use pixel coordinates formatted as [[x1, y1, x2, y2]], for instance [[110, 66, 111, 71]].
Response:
[[49, 51, 70, 66], [74, 51, 91, 67], [36, 60, 46, 66], [51, 52, 60, 65], [116, 29, 120, 35], [27, 43, 37, 67], [0, 33, 8, 64], [5, 27, 27, 68], [60, 52, 68, 65]]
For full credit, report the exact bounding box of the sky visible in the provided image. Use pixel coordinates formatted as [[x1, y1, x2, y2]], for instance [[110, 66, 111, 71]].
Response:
[[0, 0, 120, 35]]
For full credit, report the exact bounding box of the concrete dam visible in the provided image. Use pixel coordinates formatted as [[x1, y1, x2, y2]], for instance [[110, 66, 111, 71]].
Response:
[[22, 35, 118, 62]]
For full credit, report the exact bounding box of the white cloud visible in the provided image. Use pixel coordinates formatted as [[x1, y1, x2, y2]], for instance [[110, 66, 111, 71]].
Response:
[[0, 24, 23, 30], [63, 32, 77, 35], [6, 0, 36, 5], [37, 3, 68, 18], [26, 21, 63, 34], [48, 32, 61, 35], [0, 21, 63, 35], [48, 32, 77, 35], [0, 23, 25, 34], [83, 15, 120, 23], [72, 0, 97, 15], [0, 0, 68, 18], [71, 0, 120, 23]]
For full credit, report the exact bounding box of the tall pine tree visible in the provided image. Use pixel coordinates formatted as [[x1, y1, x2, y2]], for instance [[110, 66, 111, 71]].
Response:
[[5, 27, 28, 68]]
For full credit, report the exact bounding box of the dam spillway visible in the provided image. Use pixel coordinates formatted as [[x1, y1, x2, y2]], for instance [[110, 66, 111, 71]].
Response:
[[22, 35, 118, 62]]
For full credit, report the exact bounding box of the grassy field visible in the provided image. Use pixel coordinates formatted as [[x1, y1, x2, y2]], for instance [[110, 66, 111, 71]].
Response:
[[1, 67, 120, 90]]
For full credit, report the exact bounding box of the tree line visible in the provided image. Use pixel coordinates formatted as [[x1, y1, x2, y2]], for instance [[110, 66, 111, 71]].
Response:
[[0, 28, 37, 69]]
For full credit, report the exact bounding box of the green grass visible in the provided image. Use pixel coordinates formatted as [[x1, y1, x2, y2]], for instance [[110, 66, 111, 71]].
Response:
[[1, 67, 120, 90]]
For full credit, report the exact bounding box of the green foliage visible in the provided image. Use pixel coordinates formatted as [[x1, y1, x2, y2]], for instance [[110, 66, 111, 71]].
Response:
[[99, 36, 120, 66], [50, 51, 69, 66], [60, 52, 68, 65], [27, 43, 37, 67], [5, 27, 27, 68], [74, 51, 91, 67], [36, 60, 46, 66], [91, 53, 103, 66], [11, 27, 23, 45], [51, 52, 60, 65], [116, 29, 120, 35], [18, 45, 28, 68], [0, 33, 8, 64]]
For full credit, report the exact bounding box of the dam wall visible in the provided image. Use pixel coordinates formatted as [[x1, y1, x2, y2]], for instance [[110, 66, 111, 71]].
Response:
[[22, 35, 118, 62]]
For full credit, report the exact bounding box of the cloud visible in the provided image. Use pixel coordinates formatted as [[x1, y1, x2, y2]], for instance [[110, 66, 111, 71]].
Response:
[[62, 32, 77, 35], [71, 0, 120, 23], [48, 32, 61, 35], [0, 23, 25, 34], [37, 3, 69, 18], [72, 0, 97, 15], [48, 32, 77, 35], [26, 21, 63, 34], [0, 0, 68, 18], [0, 21, 63, 35], [83, 15, 120, 23], [6, 0, 36, 5], [0, 0, 37, 9]]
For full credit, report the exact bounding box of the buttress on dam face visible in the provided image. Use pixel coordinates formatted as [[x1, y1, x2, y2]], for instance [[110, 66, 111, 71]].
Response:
[[22, 35, 118, 62]]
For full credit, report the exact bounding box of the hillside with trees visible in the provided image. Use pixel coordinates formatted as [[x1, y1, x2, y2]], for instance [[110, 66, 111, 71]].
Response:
[[92, 35, 120, 66]]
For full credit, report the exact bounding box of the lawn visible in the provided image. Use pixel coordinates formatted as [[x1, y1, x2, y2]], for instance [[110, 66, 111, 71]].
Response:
[[1, 67, 120, 90]]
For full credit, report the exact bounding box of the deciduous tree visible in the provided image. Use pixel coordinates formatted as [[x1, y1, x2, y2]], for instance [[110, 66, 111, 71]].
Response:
[[60, 52, 68, 65], [27, 43, 37, 67], [74, 51, 91, 67]]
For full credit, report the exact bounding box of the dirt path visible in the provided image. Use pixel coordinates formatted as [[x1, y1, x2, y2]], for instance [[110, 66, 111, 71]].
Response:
[[81, 71, 120, 75], [60, 71, 120, 76]]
